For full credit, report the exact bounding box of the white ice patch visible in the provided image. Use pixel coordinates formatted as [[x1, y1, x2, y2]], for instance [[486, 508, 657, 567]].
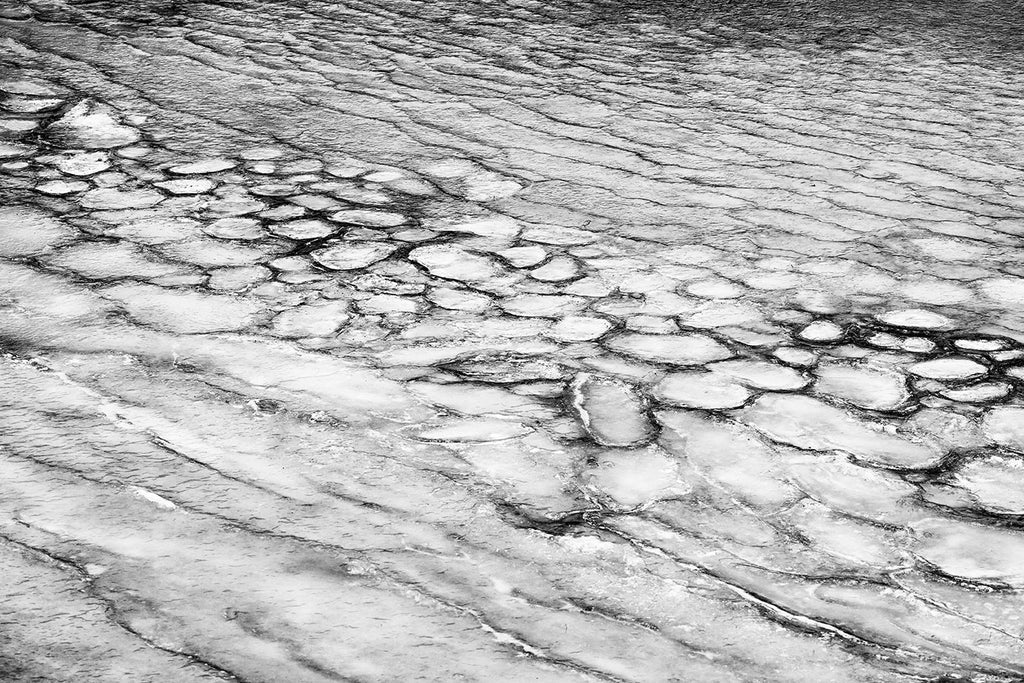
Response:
[[131, 486, 177, 510]]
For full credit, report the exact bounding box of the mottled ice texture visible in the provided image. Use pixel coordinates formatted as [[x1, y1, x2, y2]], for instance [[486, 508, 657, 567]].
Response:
[[44, 99, 141, 149], [5, 2, 1024, 679], [101, 283, 265, 333], [876, 309, 955, 331], [651, 371, 752, 410], [572, 374, 654, 447], [409, 244, 504, 282], [814, 362, 911, 410], [907, 357, 988, 381], [168, 158, 236, 174], [311, 242, 398, 270], [912, 518, 1024, 586], [0, 206, 75, 257], [604, 333, 733, 366], [741, 395, 942, 470]]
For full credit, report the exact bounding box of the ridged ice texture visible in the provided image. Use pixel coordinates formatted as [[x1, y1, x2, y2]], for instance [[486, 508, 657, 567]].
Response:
[[2, 0, 1024, 680]]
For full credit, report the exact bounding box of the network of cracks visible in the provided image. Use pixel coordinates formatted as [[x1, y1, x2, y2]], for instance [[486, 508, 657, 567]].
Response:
[[3, 6, 1024, 681]]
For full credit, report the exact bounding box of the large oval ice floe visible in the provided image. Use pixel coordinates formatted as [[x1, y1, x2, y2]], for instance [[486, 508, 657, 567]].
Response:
[[796, 320, 845, 343], [269, 299, 350, 338], [911, 518, 1024, 587], [500, 294, 585, 318], [269, 219, 336, 240], [0, 206, 75, 257], [100, 283, 265, 334], [939, 382, 1012, 404], [571, 374, 655, 448], [813, 362, 911, 411], [740, 394, 943, 470], [651, 371, 751, 410], [35, 179, 89, 196], [707, 358, 809, 391], [167, 158, 236, 175], [311, 242, 398, 270], [0, 78, 60, 97], [428, 215, 521, 239], [907, 357, 988, 382], [983, 406, 1024, 453], [329, 209, 408, 228], [410, 381, 550, 419], [42, 241, 190, 281], [154, 178, 217, 195], [782, 499, 911, 571], [773, 346, 818, 368], [530, 256, 582, 283], [80, 188, 164, 210], [656, 409, 801, 509], [604, 332, 733, 366], [583, 446, 691, 509], [936, 453, 1024, 516], [786, 453, 919, 524], [203, 217, 264, 240], [680, 300, 763, 329], [0, 141, 33, 159], [875, 308, 955, 331], [410, 418, 533, 443], [426, 287, 492, 312], [49, 151, 111, 176], [44, 99, 141, 149], [408, 244, 504, 283], [546, 315, 613, 342], [953, 337, 1012, 353], [497, 245, 547, 268]]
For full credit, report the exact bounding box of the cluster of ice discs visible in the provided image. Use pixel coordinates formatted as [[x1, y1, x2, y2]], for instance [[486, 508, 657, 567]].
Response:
[[5, 71, 1024, 650], [4, 80, 1023, 443]]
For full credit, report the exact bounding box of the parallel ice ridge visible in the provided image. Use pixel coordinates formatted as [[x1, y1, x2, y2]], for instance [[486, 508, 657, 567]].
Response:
[[1, 1, 1024, 680]]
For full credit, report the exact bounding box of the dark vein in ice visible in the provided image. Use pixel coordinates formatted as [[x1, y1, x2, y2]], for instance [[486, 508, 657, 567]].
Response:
[[0, 530, 247, 683]]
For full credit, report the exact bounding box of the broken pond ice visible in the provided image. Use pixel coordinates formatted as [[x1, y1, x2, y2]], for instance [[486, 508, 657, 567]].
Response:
[[3, 80, 1024, 681]]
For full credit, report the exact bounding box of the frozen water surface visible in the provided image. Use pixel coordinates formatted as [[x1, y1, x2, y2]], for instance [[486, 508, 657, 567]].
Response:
[[2, 0, 1024, 680]]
